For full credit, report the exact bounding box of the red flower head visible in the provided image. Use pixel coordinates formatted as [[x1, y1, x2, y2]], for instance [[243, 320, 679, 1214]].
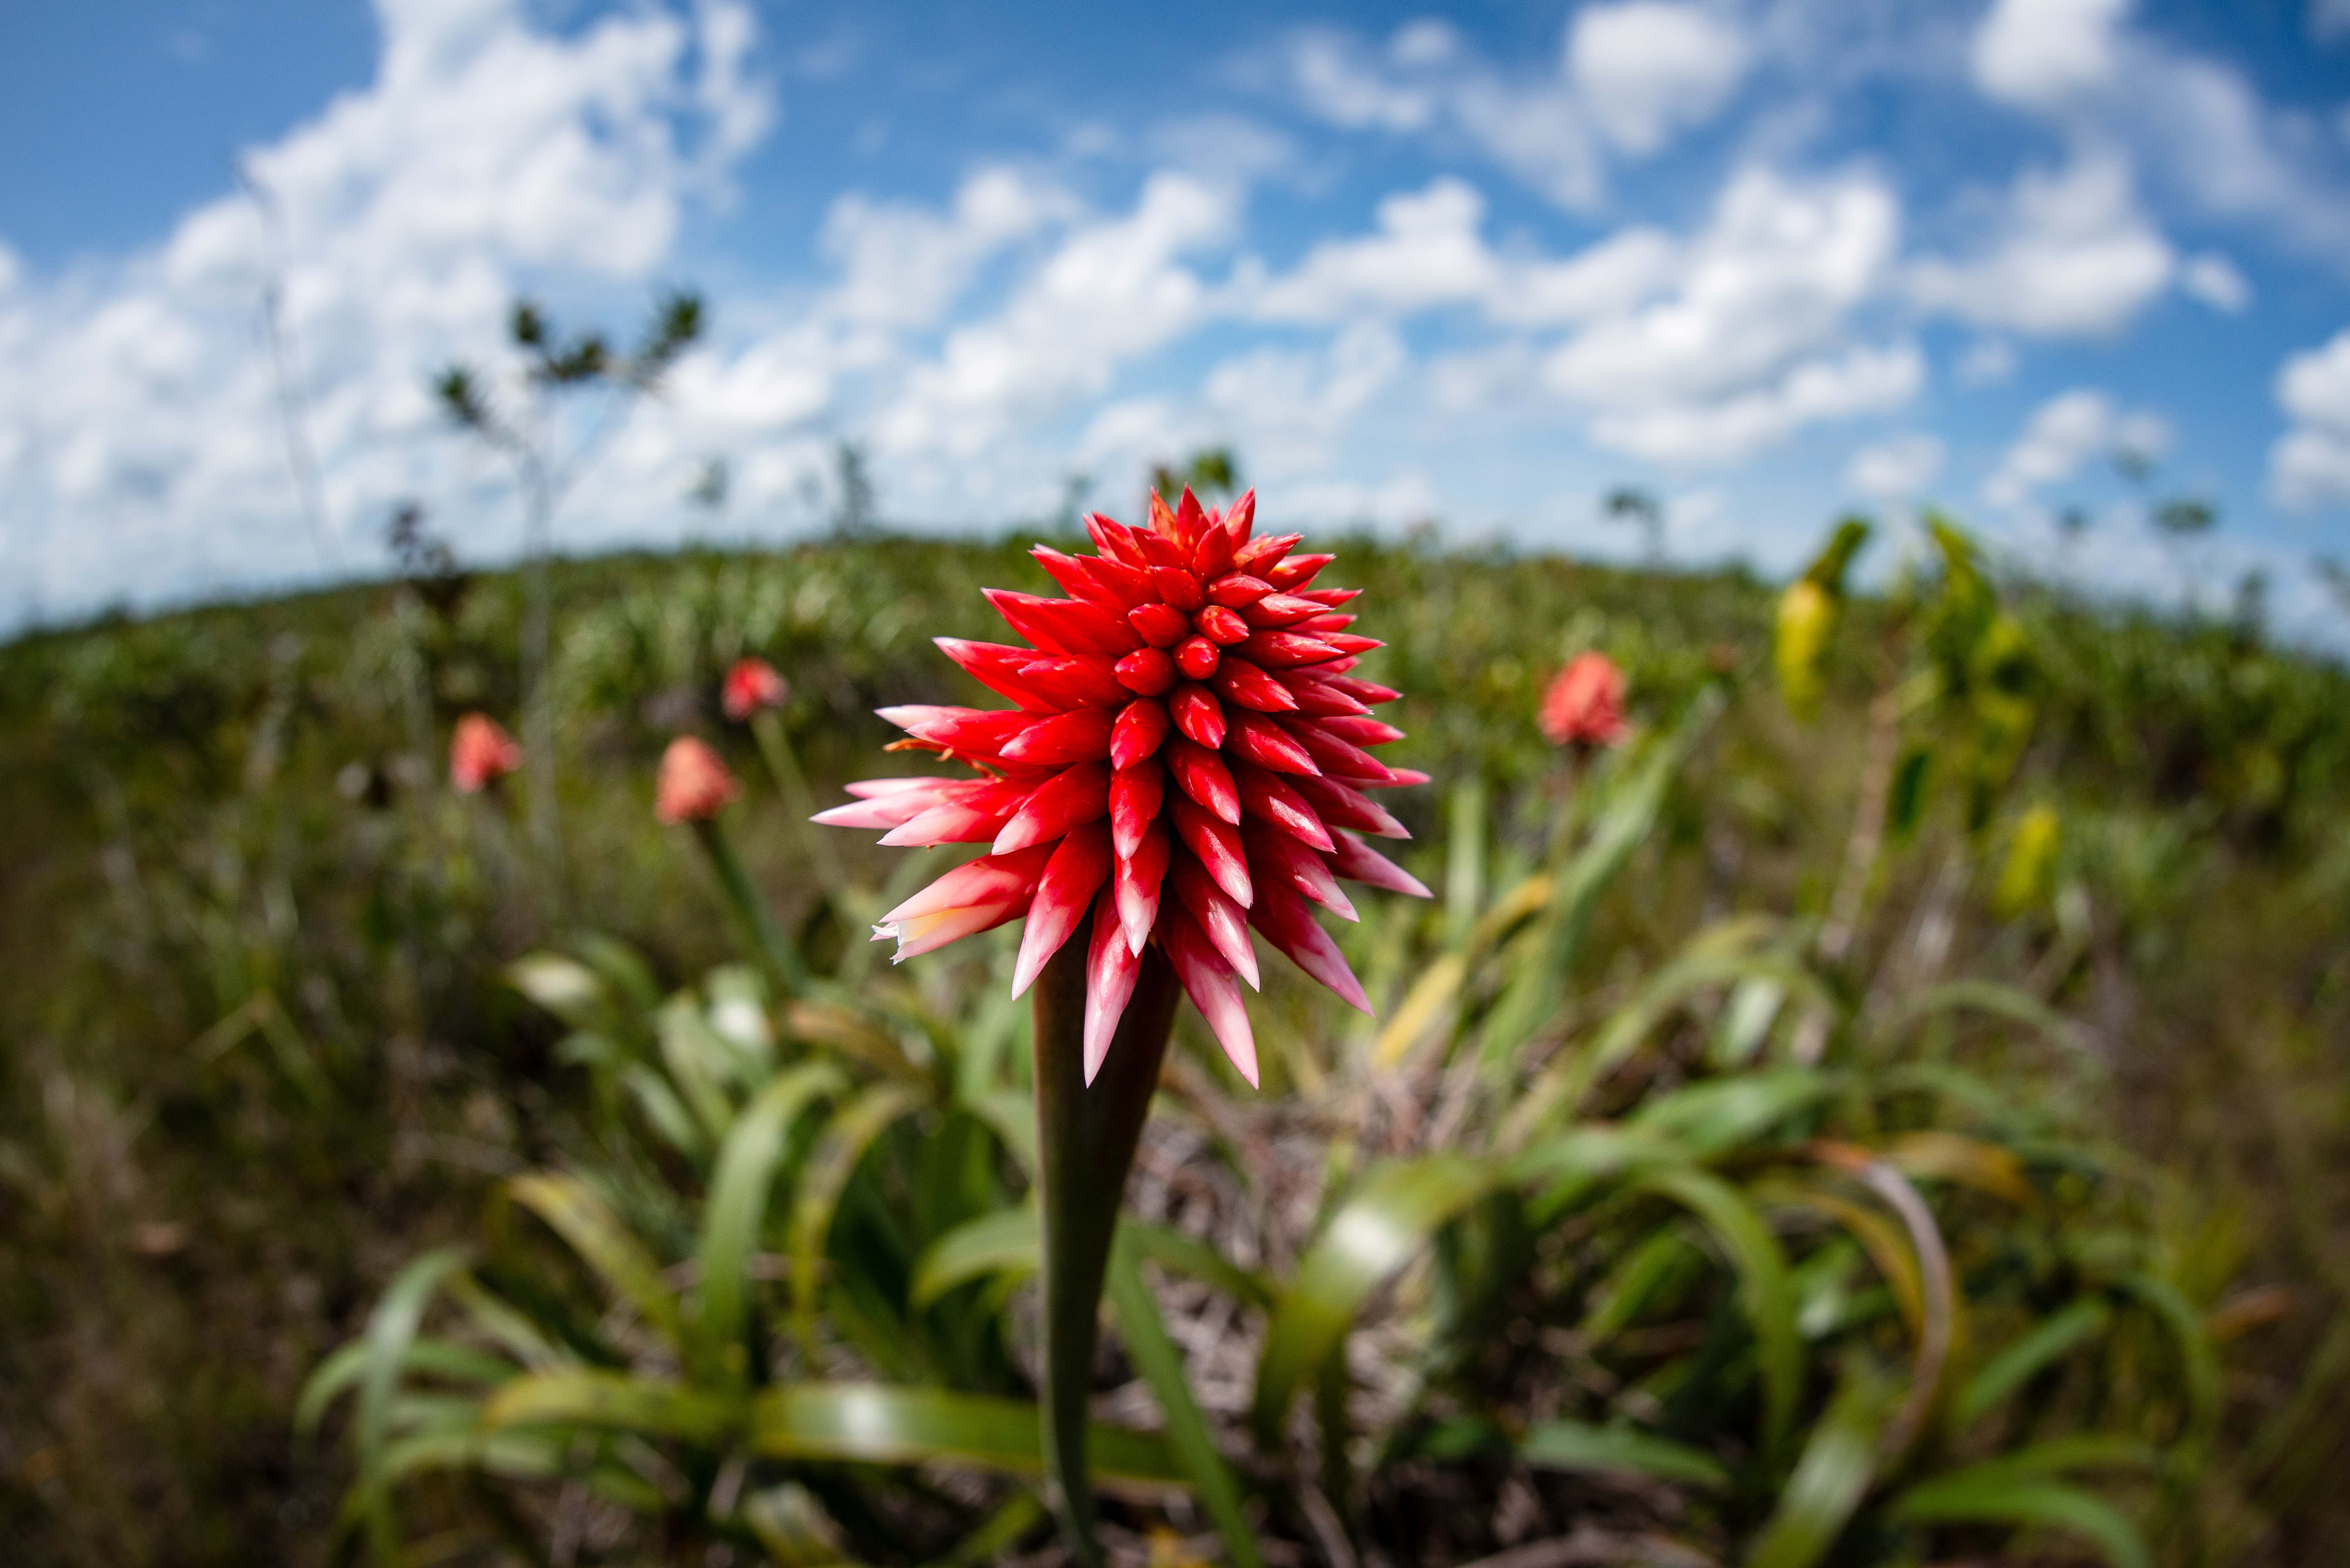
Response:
[[722, 656, 790, 721], [1539, 652, 1629, 749], [656, 736, 742, 824], [449, 712, 522, 793], [816, 488, 1430, 1086]]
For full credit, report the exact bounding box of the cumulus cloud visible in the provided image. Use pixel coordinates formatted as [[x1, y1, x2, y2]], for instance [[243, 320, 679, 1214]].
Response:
[[1972, 0, 2129, 109], [2180, 252, 2251, 313], [2268, 328, 2350, 512], [1984, 387, 2170, 509], [1567, 1, 1752, 155], [1907, 154, 2173, 336], [1844, 433, 1946, 502], [0, 0, 776, 617]]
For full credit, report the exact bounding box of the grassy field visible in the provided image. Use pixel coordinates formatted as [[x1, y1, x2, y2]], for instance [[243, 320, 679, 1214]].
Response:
[[1, 530, 2345, 1566]]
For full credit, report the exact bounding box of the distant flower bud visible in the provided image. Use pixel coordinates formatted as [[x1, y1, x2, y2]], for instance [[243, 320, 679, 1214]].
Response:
[[656, 736, 740, 823], [722, 656, 790, 721], [1539, 652, 1628, 748], [449, 713, 522, 793]]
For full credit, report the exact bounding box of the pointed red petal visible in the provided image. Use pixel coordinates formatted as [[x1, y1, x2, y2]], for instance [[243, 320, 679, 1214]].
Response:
[[1000, 707, 1115, 766], [1174, 635, 1221, 680], [1083, 554, 1156, 608], [1173, 486, 1208, 549], [1291, 773, 1409, 839], [1032, 546, 1125, 612], [1232, 760, 1336, 851], [992, 761, 1110, 853], [1147, 489, 1181, 540], [1115, 646, 1177, 696], [1222, 488, 1256, 545], [1012, 820, 1113, 997], [1169, 683, 1227, 749], [1151, 566, 1205, 611], [1326, 674, 1401, 705], [1323, 633, 1384, 656], [1087, 512, 1147, 566], [883, 842, 1057, 925], [1319, 715, 1406, 746], [1249, 882, 1371, 1015], [1164, 735, 1241, 824], [1239, 592, 1325, 629], [877, 705, 1029, 757], [1230, 711, 1320, 775], [1299, 587, 1362, 607], [1115, 825, 1170, 954], [1240, 820, 1358, 921], [1016, 655, 1128, 709], [1206, 573, 1273, 608], [1110, 697, 1170, 770], [1375, 767, 1432, 788], [1266, 552, 1334, 590], [1169, 795, 1252, 907], [1237, 630, 1342, 667], [1195, 604, 1251, 646], [985, 590, 1141, 657], [1278, 717, 1396, 783], [1232, 531, 1300, 576], [1296, 612, 1356, 634], [877, 779, 1028, 846], [1109, 758, 1165, 857], [1171, 859, 1259, 989], [1277, 674, 1369, 717], [1164, 909, 1257, 1087], [1326, 831, 1432, 897], [812, 778, 958, 829], [1127, 602, 1190, 647], [934, 639, 1061, 711], [1189, 519, 1234, 579], [1211, 658, 1299, 714], [1137, 528, 1188, 567], [1083, 888, 1142, 1084]]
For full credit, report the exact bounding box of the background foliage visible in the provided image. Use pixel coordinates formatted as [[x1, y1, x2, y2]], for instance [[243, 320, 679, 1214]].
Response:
[[1, 529, 2346, 1565]]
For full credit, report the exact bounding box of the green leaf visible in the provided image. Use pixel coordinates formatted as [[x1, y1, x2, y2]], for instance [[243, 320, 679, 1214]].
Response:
[[1892, 1474, 2150, 1568], [2114, 1272, 2222, 1455], [748, 1384, 1188, 1488], [1955, 1298, 2110, 1428], [912, 1205, 1041, 1309], [480, 1369, 743, 1444], [1744, 1364, 1891, 1568], [1252, 1155, 1498, 1444], [508, 1173, 684, 1347], [1628, 1067, 1838, 1157], [350, 1247, 468, 1567], [296, 1337, 513, 1435], [789, 1082, 929, 1349], [1517, 1419, 1731, 1489], [1636, 1167, 1803, 1463], [1872, 979, 2086, 1056], [694, 1062, 845, 1382], [1107, 1231, 1264, 1568]]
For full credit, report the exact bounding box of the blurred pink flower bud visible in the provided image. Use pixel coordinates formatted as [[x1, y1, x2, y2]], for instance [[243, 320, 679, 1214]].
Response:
[[656, 736, 740, 823], [722, 656, 790, 721], [449, 713, 522, 793], [1539, 652, 1628, 748]]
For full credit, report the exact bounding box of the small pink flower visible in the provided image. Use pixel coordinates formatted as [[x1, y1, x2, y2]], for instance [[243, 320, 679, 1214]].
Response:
[[723, 657, 790, 721], [815, 488, 1430, 1087], [656, 736, 741, 824], [1539, 652, 1629, 749], [450, 713, 522, 793]]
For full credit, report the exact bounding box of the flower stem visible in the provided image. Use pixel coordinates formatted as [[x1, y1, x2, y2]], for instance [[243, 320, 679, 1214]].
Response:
[[1030, 915, 1181, 1566], [748, 710, 847, 890], [690, 816, 809, 997]]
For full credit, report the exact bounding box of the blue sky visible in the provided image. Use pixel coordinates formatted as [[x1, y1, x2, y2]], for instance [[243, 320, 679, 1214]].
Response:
[[3, 0, 2348, 639]]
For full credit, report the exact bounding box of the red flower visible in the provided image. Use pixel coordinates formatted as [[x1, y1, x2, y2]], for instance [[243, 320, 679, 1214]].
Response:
[[1538, 652, 1629, 748], [816, 488, 1429, 1086], [723, 656, 790, 721], [656, 736, 741, 823], [449, 713, 522, 793]]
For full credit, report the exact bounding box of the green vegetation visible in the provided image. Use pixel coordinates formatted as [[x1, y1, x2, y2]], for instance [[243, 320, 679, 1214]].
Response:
[[2, 528, 2346, 1565]]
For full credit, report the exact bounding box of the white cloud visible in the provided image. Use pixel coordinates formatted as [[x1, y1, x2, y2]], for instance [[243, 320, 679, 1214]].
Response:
[[1540, 166, 1910, 460], [1907, 154, 2172, 337], [1957, 338, 2018, 386], [1984, 387, 2170, 509], [0, 0, 776, 616], [2268, 328, 2350, 512], [1845, 433, 1946, 501], [2316, 0, 2350, 41], [1972, 0, 2129, 109], [820, 167, 1076, 329], [1567, 1, 1752, 155], [2180, 251, 2251, 313]]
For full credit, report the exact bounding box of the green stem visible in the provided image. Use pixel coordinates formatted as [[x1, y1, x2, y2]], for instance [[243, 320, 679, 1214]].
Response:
[[691, 815, 809, 997], [749, 710, 848, 891], [1031, 916, 1181, 1567]]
